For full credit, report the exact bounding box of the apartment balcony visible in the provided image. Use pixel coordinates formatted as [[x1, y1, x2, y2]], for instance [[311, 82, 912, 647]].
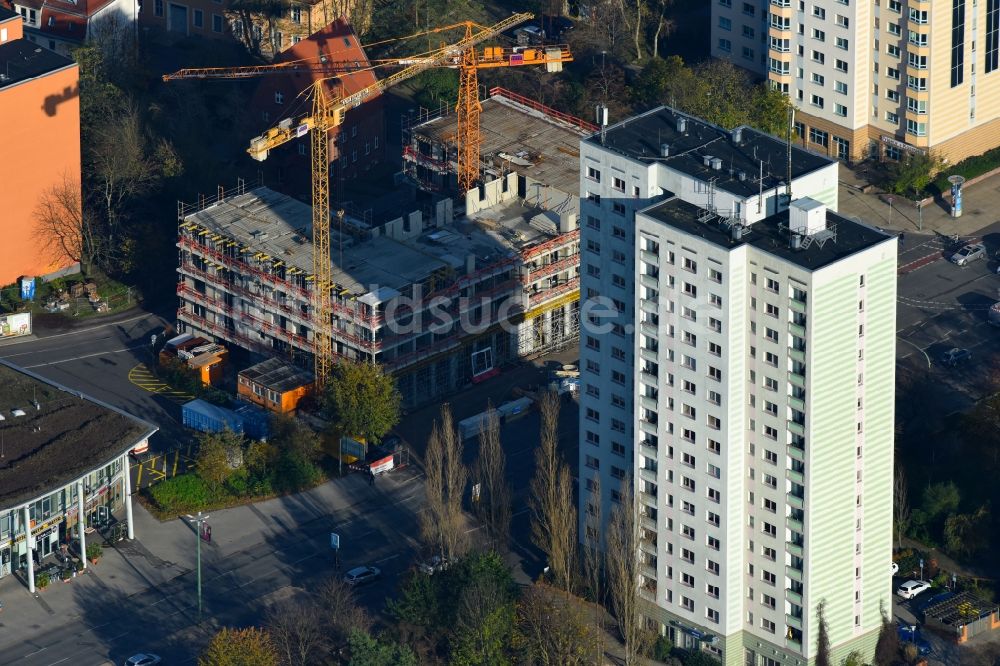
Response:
[[788, 348, 806, 363], [639, 491, 658, 508], [641, 396, 658, 412], [787, 396, 805, 411], [788, 298, 806, 314], [640, 274, 659, 290], [640, 538, 657, 556], [785, 565, 803, 582], [786, 613, 803, 630], [639, 420, 658, 437], [640, 299, 658, 314], [639, 584, 656, 602], [787, 420, 805, 437], [639, 466, 658, 484], [787, 371, 805, 389], [640, 348, 658, 363], [786, 468, 804, 484], [640, 250, 659, 266], [787, 517, 803, 533], [788, 322, 805, 337], [640, 513, 656, 531], [786, 588, 802, 605], [786, 541, 803, 558], [639, 440, 657, 459], [787, 492, 804, 510], [640, 562, 658, 579]]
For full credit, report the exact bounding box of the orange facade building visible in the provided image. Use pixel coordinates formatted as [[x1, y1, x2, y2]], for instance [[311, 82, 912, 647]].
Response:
[[237, 357, 313, 415], [0, 7, 81, 286]]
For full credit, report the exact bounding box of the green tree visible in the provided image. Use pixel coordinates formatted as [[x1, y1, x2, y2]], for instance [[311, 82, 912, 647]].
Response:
[[347, 630, 418, 666], [631, 56, 697, 107], [324, 361, 401, 443], [450, 584, 515, 666], [749, 85, 793, 137], [888, 151, 944, 197], [688, 59, 752, 130], [816, 601, 832, 666], [944, 503, 992, 559], [922, 481, 961, 520], [199, 627, 279, 666], [196, 430, 244, 490], [842, 649, 865, 666]]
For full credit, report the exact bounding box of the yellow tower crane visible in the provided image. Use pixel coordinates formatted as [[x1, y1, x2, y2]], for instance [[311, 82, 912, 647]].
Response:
[[165, 13, 572, 388]]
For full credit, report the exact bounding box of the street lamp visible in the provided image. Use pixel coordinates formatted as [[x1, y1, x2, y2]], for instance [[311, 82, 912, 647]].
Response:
[[185, 512, 210, 619], [919, 558, 924, 582], [887, 196, 894, 226]]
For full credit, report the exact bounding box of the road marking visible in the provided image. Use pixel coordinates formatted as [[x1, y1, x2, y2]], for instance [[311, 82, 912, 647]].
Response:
[[44, 657, 70, 665], [127, 364, 195, 403], [0, 312, 152, 347], [22, 345, 146, 369], [375, 554, 400, 564], [135, 462, 143, 488], [172, 450, 179, 477], [898, 338, 931, 369], [512, 507, 531, 517]]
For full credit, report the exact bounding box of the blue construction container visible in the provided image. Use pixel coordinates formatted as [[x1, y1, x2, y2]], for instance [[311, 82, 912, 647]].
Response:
[[182, 399, 245, 435], [234, 402, 270, 441]]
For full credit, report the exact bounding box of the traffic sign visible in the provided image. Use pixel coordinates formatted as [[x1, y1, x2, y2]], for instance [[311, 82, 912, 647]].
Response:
[[330, 532, 340, 550]]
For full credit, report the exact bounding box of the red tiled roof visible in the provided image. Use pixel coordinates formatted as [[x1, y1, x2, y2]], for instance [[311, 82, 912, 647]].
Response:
[[273, 19, 378, 100]]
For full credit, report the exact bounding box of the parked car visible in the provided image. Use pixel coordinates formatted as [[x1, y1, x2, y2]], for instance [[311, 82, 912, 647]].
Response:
[[124, 655, 162, 666], [950, 243, 986, 266], [940, 348, 972, 367], [898, 624, 933, 655], [418, 555, 450, 575], [891, 562, 899, 576], [343, 565, 381, 586], [897, 580, 932, 599]]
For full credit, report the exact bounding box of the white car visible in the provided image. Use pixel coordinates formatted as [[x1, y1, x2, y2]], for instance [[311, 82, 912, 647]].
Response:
[[125, 655, 162, 666], [891, 562, 899, 576], [418, 555, 449, 575], [897, 580, 931, 599], [343, 565, 381, 586]]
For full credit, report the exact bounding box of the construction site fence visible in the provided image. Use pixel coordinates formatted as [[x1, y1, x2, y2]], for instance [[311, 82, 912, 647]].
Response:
[[177, 175, 264, 219]]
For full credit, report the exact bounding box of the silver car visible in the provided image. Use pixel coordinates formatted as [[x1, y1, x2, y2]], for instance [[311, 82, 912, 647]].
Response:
[[343, 565, 381, 586], [951, 243, 986, 266]]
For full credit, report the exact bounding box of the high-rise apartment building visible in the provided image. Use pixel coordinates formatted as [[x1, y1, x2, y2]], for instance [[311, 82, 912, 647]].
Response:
[[713, 0, 1000, 163], [578, 108, 896, 666]]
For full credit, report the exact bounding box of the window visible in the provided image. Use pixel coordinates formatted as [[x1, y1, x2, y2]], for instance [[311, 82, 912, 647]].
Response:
[[907, 76, 928, 91], [834, 103, 847, 117], [193, 8, 203, 26], [212, 14, 223, 32], [155, 0, 163, 15], [719, 16, 732, 30], [885, 111, 899, 124], [811, 72, 825, 85], [906, 119, 927, 137], [743, 25, 755, 39], [952, 0, 966, 87], [989, 0, 1000, 73], [587, 166, 601, 182], [813, 6, 825, 19], [887, 44, 900, 58], [812, 28, 825, 41], [811, 50, 825, 64], [836, 14, 848, 28], [718, 38, 732, 52], [810, 94, 824, 109], [274, 91, 284, 104], [809, 127, 829, 147], [612, 176, 625, 192]]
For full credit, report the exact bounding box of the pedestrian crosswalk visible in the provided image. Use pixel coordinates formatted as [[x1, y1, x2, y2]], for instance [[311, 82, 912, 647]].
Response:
[[127, 364, 195, 403]]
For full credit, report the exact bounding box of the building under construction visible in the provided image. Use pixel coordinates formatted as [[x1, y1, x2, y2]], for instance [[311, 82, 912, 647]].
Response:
[[403, 86, 594, 216], [175, 181, 579, 407]]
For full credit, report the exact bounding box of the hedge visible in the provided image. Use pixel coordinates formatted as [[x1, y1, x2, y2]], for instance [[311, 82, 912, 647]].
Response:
[[930, 145, 1000, 196]]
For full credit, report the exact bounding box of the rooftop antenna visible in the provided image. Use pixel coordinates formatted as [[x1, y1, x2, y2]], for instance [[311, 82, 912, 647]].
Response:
[[786, 106, 795, 205], [596, 104, 609, 145], [758, 159, 764, 214]]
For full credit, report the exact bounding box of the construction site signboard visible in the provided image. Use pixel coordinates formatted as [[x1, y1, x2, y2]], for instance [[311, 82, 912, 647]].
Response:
[[0, 312, 31, 338]]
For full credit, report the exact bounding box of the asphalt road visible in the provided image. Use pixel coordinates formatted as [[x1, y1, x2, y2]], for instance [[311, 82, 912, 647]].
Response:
[[1, 471, 427, 666], [896, 227, 1000, 410], [0, 311, 187, 449]]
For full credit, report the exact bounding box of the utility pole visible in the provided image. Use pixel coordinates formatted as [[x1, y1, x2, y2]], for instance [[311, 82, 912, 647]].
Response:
[[916, 199, 923, 232], [186, 512, 210, 619], [888, 196, 894, 226]]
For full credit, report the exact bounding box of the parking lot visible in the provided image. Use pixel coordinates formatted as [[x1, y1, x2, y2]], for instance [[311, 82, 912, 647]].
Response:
[[896, 228, 1000, 411]]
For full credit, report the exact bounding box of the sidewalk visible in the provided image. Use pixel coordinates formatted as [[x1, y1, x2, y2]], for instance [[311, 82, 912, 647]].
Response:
[[837, 163, 1000, 238], [0, 469, 418, 661]]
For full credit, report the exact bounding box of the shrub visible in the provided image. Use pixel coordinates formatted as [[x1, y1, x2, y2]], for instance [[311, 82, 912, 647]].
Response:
[[36, 572, 51, 588], [224, 468, 250, 497], [86, 543, 103, 561], [147, 473, 216, 514], [930, 145, 1000, 196], [271, 452, 322, 493], [651, 635, 674, 661]]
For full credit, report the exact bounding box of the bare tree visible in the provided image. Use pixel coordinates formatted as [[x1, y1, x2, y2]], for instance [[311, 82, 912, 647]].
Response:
[[581, 476, 603, 604], [420, 405, 467, 560], [33, 174, 97, 274], [476, 403, 511, 548], [649, 0, 674, 58], [265, 598, 327, 666], [514, 581, 601, 665], [893, 461, 910, 548], [607, 478, 648, 666], [315, 576, 372, 641], [440, 404, 468, 559], [530, 390, 576, 593]]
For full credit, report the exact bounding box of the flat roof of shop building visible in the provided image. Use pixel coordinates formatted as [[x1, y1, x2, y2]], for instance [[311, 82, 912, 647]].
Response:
[[411, 91, 590, 198], [0, 360, 157, 511]]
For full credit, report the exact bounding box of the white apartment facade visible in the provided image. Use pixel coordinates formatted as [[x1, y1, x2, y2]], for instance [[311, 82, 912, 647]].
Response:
[[713, 0, 1000, 164], [578, 108, 896, 666]]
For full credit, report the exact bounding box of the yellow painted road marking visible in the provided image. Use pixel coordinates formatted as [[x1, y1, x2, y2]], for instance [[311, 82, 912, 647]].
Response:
[[171, 450, 179, 477], [127, 364, 195, 403], [135, 461, 143, 488], [146, 467, 166, 482]]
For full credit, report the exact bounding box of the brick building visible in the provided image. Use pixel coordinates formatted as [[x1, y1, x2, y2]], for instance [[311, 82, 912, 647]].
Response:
[[4, 0, 138, 58], [248, 19, 384, 201], [0, 6, 81, 286]]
